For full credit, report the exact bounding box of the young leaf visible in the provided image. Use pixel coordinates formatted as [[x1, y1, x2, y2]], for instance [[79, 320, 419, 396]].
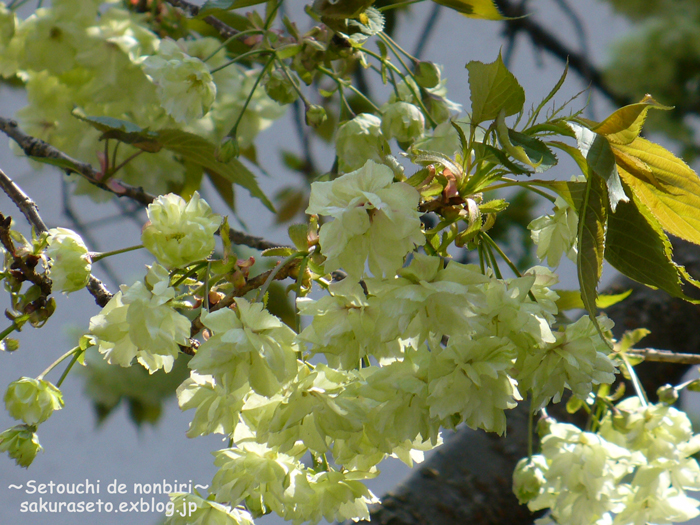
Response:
[[528, 62, 568, 127], [432, 0, 503, 20], [496, 111, 557, 172], [207, 171, 236, 212], [288, 224, 309, 251], [466, 53, 525, 126], [155, 129, 275, 212], [615, 137, 700, 246], [591, 94, 672, 145], [555, 289, 632, 311], [576, 171, 608, 327], [262, 247, 296, 257]]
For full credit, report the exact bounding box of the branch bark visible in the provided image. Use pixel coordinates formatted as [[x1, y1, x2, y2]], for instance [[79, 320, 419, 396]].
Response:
[[0, 166, 113, 307], [0, 116, 287, 253]]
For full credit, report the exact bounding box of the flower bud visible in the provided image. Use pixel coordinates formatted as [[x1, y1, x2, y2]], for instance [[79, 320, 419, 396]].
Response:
[[215, 136, 239, 163], [305, 104, 327, 128], [46, 228, 92, 294], [657, 384, 679, 405], [142, 192, 221, 269], [512, 456, 547, 504], [265, 69, 299, 105], [414, 61, 441, 89], [335, 113, 387, 172], [4, 377, 64, 425], [0, 425, 42, 468], [381, 102, 425, 143]]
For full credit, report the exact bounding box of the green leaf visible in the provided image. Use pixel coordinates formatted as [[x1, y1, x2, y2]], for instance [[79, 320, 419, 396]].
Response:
[[555, 289, 632, 311], [71, 111, 162, 152], [591, 94, 672, 145], [618, 328, 650, 353], [571, 124, 628, 212], [288, 224, 308, 251], [466, 53, 525, 125], [313, 0, 376, 18], [410, 150, 463, 177], [207, 171, 236, 212], [198, 0, 268, 17], [0, 338, 19, 352], [155, 129, 274, 212], [220, 216, 232, 261], [566, 396, 583, 414], [262, 247, 296, 257], [348, 6, 384, 36], [505, 129, 557, 173], [605, 194, 700, 301], [577, 171, 608, 327], [614, 137, 700, 247], [432, 0, 503, 20], [479, 199, 508, 214], [477, 144, 530, 176], [523, 121, 576, 138]]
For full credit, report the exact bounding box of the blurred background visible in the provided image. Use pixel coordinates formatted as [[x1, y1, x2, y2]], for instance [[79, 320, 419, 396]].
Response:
[[1, 0, 700, 523]]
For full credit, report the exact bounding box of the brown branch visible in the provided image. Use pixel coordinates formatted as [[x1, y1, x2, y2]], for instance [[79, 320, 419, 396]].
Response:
[[165, 0, 240, 39], [626, 348, 700, 365], [0, 117, 154, 206], [493, 0, 631, 109], [0, 116, 287, 253], [0, 165, 114, 307]]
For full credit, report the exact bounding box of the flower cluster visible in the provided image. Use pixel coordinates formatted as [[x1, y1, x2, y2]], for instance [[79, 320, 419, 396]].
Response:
[[306, 160, 425, 278], [45, 228, 91, 294], [89, 264, 190, 373], [517, 400, 700, 525], [3, 5, 284, 199], [141, 38, 216, 124], [141, 192, 221, 269]]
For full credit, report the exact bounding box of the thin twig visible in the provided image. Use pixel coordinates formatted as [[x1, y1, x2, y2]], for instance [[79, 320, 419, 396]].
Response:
[[0, 165, 113, 306], [413, 3, 441, 59], [0, 117, 154, 206]]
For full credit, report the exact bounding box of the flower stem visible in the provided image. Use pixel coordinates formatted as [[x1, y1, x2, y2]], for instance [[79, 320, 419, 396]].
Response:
[[90, 244, 144, 263], [38, 346, 80, 381], [227, 54, 276, 137], [56, 350, 81, 388]]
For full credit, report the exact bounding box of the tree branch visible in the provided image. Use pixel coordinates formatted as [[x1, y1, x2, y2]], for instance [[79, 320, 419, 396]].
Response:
[[0, 116, 287, 253], [0, 116, 154, 206], [0, 166, 113, 307], [625, 348, 700, 365], [494, 0, 631, 108]]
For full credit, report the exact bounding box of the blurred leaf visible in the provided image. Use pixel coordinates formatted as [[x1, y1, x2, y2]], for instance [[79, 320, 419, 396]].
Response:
[[71, 111, 162, 152], [156, 129, 274, 212], [198, 0, 268, 17], [432, 0, 502, 20]]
